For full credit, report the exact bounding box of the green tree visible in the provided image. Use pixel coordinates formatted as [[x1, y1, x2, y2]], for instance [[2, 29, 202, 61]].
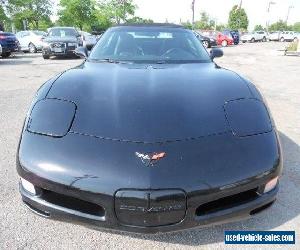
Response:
[[126, 16, 153, 24], [194, 12, 215, 30], [58, 0, 96, 30], [254, 24, 264, 31], [269, 20, 287, 31], [7, 0, 53, 29], [105, 0, 136, 24], [0, 4, 8, 31], [228, 5, 248, 31], [292, 22, 300, 32], [181, 21, 193, 30]]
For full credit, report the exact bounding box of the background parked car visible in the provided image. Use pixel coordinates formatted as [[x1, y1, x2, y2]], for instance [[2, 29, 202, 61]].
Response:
[[215, 32, 233, 47], [0, 32, 19, 58], [193, 31, 217, 48], [279, 31, 298, 42], [0, 44, 2, 57], [79, 31, 97, 50], [223, 30, 239, 45], [241, 31, 268, 42], [16, 30, 46, 53], [268, 31, 281, 41], [42, 27, 83, 59]]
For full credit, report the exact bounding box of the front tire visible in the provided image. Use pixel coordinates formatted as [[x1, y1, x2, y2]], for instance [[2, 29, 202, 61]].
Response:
[[29, 43, 37, 53], [251, 38, 255, 42], [202, 40, 209, 48], [280, 37, 285, 42], [221, 40, 228, 47], [43, 54, 50, 59], [262, 36, 266, 42]]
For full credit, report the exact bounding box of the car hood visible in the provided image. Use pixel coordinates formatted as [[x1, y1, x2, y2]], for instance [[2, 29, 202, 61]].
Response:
[[44, 36, 78, 43], [47, 62, 253, 143]]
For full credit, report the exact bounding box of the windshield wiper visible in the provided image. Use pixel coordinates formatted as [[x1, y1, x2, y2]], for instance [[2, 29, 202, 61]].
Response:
[[155, 60, 168, 64]]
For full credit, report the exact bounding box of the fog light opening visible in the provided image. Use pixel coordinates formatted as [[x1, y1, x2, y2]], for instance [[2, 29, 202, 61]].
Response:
[[21, 178, 36, 195], [264, 177, 278, 193]]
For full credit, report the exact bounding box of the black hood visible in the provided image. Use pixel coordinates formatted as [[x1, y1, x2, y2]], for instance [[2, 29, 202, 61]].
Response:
[[44, 36, 78, 43], [47, 62, 252, 143]]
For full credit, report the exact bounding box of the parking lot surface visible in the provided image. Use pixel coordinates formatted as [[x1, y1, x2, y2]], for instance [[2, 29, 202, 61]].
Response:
[[0, 42, 299, 249]]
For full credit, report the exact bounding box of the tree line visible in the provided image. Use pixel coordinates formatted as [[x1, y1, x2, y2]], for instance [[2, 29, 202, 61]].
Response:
[[0, 0, 153, 32], [183, 5, 300, 33], [0, 1, 299, 33]]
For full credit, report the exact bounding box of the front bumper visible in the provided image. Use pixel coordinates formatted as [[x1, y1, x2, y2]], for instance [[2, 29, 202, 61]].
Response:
[[42, 46, 77, 57], [1, 45, 19, 53], [19, 172, 278, 234]]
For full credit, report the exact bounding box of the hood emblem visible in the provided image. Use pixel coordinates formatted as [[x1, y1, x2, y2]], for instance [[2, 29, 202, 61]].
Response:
[[135, 152, 166, 166]]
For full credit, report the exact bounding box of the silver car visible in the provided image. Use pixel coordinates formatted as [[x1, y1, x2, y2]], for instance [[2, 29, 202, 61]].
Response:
[[16, 30, 46, 53], [80, 31, 97, 50]]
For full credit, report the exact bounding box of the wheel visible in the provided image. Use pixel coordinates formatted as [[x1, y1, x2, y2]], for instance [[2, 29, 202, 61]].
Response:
[[251, 38, 255, 42], [293, 37, 298, 42], [43, 54, 50, 59], [280, 37, 285, 42], [242, 41, 246, 43], [221, 40, 228, 47], [202, 40, 209, 48], [262, 36, 266, 42], [1, 52, 11, 58], [29, 43, 37, 53]]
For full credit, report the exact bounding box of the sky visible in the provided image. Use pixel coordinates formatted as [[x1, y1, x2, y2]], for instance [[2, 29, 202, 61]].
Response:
[[52, 0, 300, 30]]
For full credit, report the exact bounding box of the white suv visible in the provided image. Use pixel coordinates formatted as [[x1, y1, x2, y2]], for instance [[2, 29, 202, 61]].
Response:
[[279, 31, 298, 42], [241, 31, 268, 42]]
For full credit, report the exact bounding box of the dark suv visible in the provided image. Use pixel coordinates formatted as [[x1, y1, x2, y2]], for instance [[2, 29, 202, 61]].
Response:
[[0, 32, 19, 58], [42, 27, 83, 59]]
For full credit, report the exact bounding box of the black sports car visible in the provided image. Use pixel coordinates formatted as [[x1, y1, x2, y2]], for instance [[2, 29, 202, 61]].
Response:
[[42, 27, 83, 59], [17, 24, 282, 234]]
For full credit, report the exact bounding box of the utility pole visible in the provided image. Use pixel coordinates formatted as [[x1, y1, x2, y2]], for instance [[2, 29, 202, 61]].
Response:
[[191, 0, 196, 29], [285, 5, 294, 24], [239, 0, 243, 9], [266, 1, 276, 33]]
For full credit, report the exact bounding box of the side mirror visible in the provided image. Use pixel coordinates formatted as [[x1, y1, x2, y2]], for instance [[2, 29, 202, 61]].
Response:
[[75, 47, 88, 59], [210, 48, 223, 60]]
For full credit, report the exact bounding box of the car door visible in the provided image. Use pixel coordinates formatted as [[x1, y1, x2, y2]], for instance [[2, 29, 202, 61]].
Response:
[[22, 31, 31, 48], [16, 32, 26, 49]]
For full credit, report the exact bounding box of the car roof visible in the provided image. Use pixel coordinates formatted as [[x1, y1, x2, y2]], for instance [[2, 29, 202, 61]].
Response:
[[113, 23, 184, 29], [49, 27, 77, 30]]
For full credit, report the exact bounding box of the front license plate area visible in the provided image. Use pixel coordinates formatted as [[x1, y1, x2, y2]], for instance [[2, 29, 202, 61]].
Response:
[[115, 189, 186, 227], [53, 48, 63, 53]]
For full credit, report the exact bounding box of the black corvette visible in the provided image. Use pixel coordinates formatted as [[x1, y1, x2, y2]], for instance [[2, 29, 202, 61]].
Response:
[[17, 24, 282, 234]]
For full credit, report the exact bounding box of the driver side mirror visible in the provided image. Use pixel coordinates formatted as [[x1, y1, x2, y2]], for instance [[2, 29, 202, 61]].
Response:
[[210, 48, 223, 60], [75, 47, 88, 59]]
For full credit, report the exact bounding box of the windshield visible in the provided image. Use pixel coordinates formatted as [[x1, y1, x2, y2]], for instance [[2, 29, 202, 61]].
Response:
[[89, 27, 211, 63], [48, 28, 78, 37]]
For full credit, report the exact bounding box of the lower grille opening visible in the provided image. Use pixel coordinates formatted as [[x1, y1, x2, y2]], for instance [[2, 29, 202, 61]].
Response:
[[250, 201, 274, 215], [41, 189, 105, 217], [24, 201, 50, 217], [196, 188, 258, 216]]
